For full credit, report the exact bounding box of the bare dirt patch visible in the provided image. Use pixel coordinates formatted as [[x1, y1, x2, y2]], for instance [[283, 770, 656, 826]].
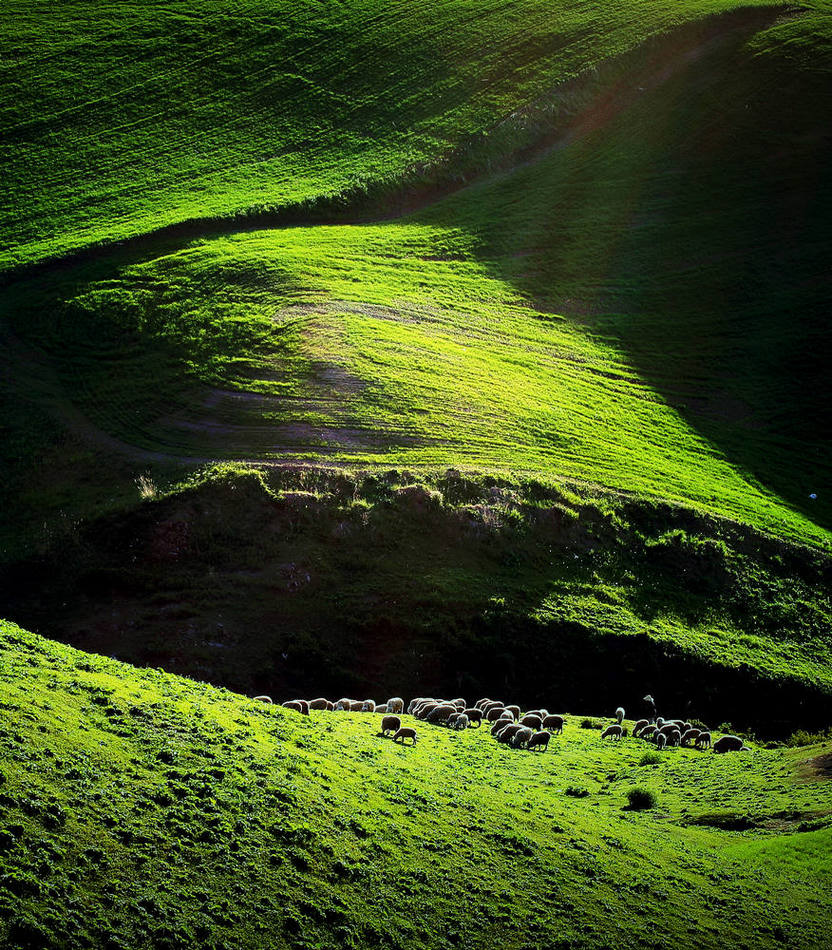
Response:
[[804, 751, 832, 781]]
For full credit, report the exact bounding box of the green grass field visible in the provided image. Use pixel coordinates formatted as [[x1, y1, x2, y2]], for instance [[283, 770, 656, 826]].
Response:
[[0, 0, 786, 272], [2, 3, 831, 943], [2, 0, 830, 556], [1, 619, 831, 950]]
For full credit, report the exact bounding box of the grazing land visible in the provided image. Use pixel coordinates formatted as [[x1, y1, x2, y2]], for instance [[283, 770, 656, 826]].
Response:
[[1, 620, 831, 950], [1, 0, 831, 945]]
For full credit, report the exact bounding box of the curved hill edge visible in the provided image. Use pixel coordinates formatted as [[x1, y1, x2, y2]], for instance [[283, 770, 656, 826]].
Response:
[[0, 4, 790, 285]]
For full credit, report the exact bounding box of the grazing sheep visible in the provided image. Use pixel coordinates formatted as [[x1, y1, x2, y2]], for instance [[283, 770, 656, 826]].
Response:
[[695, 732, 712, 750], [601, 724, 623, 741], [615, 707, 625, 725], [486, 706, 508, 723], [640, 725, 657, 741], [335, 698, 352, 711], [375, 703, 389, 714], [463, 708, 483, 727], [308, 698, 329, 710], [348, 700, 365, 712], [426, 705, 456, 724], [499, 708, 518, 722], [521, 714, 543, 731], [491, 720, 509, 737], [407, 698, 424, 715], [681, 728, 701, 747], [416, 702, 438, 720], [361, 700, 376, 713], [451, 698, 467, 710], [451, 714, 469, 731], [446, 713, 461, 729], [475, 698, 492, 710], [542, 715, 564, 734], [504, 705, 521, 719], [253, 695, 273, 704], [528, 730, 551, 752], [381, 715, 401, 736], [633, 718, 649, 737], [282, 700, 309, 716], [656, 717, 666, 729], [511, 727, 534, 749], [655, 733, 667, 749], [713, 735, 750, 753], [393, 727, 417, 745], [667, 729, 682, 747], [497, 723, 523, 744], [387, 697, 405, 714], [525, 709, 548, 719]]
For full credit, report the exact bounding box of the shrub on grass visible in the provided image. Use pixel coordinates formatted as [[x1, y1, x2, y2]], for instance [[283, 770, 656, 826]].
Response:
[[639, 751, 662, 766], [626, 787, 658, 810], [787, 728, 832, 747], [564, 785, 589, 798]]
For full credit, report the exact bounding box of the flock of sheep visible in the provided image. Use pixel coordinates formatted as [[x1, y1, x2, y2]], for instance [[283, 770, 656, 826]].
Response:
[[254, 694, 750, 754]]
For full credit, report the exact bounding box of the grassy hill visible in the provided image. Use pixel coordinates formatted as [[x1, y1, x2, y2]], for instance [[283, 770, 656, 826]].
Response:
[[3, 467, 830, 734], [2, 1, 830, 548], [0, 0, 785, 271], [1, 619, 831, 950]]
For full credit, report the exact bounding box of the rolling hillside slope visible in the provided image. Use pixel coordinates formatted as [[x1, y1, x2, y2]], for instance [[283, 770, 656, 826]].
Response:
[[0, 1, 830, 718], [0, 0, 784, 271], [1, 619, 831, 950]]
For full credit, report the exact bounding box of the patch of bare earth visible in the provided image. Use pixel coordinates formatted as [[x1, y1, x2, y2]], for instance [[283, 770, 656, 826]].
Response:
[[802, 751, 832, 782]]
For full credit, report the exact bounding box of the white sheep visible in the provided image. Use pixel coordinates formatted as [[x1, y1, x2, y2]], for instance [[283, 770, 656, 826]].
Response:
[[393, 727, 417, 746], [615, 707, 625, 725], [387, 697, 405, 714], [381, 715, 401, 736], [601, 724, 623, 741], [542, 714, 564, 734], [527, 730, 550, 752], [713, 735, 750, 753], [511, 726, 534, 749]]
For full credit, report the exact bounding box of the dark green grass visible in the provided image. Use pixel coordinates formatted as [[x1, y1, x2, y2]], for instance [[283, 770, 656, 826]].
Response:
[[0, 0, 784, 271], [1, 619, 831, 949], [3, 466, 830, 722]]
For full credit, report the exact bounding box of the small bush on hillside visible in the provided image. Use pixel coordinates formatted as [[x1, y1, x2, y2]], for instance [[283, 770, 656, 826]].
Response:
[[564, 786, 589, 798], [787, 728, 832, 747], [580, 718, 602, 730], [639, 751, 662, 766], [626, 787, 658, 810]]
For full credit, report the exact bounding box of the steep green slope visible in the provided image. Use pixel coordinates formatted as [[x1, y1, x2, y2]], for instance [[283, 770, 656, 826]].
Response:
[[1, 619, 831, 950], [2, 2, 829, 553], [3, 467, 831, 730], [0, 0, 784, 271]]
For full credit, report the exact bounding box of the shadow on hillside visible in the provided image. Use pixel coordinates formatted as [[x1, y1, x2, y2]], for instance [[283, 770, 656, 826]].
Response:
[[418, 11, 832, 531]]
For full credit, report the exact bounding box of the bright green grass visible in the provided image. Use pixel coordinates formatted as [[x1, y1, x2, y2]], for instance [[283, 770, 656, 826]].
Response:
[[5, 217, 827, 548], [0, 0, 785, 271], [1, 619, 830, 949], [3, 2, 829, 552]]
